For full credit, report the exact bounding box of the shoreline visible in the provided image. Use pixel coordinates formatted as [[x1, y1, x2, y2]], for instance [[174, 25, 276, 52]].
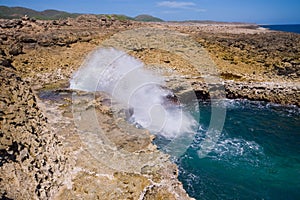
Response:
[[0, 16, 299, 199]]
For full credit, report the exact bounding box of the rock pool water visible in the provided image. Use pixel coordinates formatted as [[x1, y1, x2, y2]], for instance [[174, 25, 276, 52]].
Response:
[[156, 100, 300, 200]]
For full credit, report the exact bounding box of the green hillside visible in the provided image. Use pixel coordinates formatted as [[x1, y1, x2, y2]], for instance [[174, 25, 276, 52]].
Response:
[[134, 14, 164, 22], [0, 6, 164, 22], [0, 6, 79, 20], [97, 14, 133, 21]]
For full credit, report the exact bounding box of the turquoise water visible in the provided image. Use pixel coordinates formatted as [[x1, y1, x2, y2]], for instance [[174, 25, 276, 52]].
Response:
[[261, 24, 300, 34], [157, 100, 300, 200]]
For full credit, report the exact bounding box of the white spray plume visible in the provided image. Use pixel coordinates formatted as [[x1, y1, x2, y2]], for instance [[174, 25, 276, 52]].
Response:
[[70, 48, 197, 139]]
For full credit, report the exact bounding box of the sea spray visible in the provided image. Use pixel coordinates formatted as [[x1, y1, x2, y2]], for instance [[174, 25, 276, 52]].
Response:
[[70, 48, 197, 156]]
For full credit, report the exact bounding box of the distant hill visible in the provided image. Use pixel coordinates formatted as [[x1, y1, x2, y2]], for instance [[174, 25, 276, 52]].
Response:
[[134, 15, 164, 22], [0, 6, 80, 20], [98, 14, 133, 21], [0, 6, 164, 22]]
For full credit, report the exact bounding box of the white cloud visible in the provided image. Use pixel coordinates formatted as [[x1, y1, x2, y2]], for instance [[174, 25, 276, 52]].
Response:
[[161, 10, 181, 14], [157, 1, 205, 12], [157, 1, 196, 9]]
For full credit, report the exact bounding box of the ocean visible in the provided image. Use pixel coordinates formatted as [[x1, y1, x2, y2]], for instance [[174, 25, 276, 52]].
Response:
[[155, 100, 300, 200], [260, 24, 300, 34]]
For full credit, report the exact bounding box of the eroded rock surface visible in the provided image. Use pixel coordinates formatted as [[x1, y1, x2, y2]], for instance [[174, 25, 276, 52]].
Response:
[[0, 67, 68, 199]]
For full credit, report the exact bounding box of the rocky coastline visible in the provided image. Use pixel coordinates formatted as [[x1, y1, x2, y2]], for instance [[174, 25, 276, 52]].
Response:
[[1, 16, 299, 199]]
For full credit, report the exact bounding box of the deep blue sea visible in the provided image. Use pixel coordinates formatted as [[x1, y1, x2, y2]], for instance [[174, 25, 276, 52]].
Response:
[[261, 24, 300, 34], [155, 100, 300, 200]]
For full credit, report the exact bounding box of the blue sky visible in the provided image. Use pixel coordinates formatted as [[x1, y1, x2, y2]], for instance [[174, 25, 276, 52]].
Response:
[[0, 0, 299, 24]]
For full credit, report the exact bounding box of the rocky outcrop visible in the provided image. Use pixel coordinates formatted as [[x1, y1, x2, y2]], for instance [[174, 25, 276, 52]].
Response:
[[196, 31, 300, 80], [0, 15, 136, 51], [151, 22, 300, 82], [189, 81, 300, 106], [0, 66, 68, 199], [0, 16, 141, 84], [224, 81, 300, 106]]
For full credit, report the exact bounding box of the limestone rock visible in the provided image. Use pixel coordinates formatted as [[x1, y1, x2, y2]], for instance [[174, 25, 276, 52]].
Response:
[[8, 43, 23, 56], [0, 67, 68, 199]]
